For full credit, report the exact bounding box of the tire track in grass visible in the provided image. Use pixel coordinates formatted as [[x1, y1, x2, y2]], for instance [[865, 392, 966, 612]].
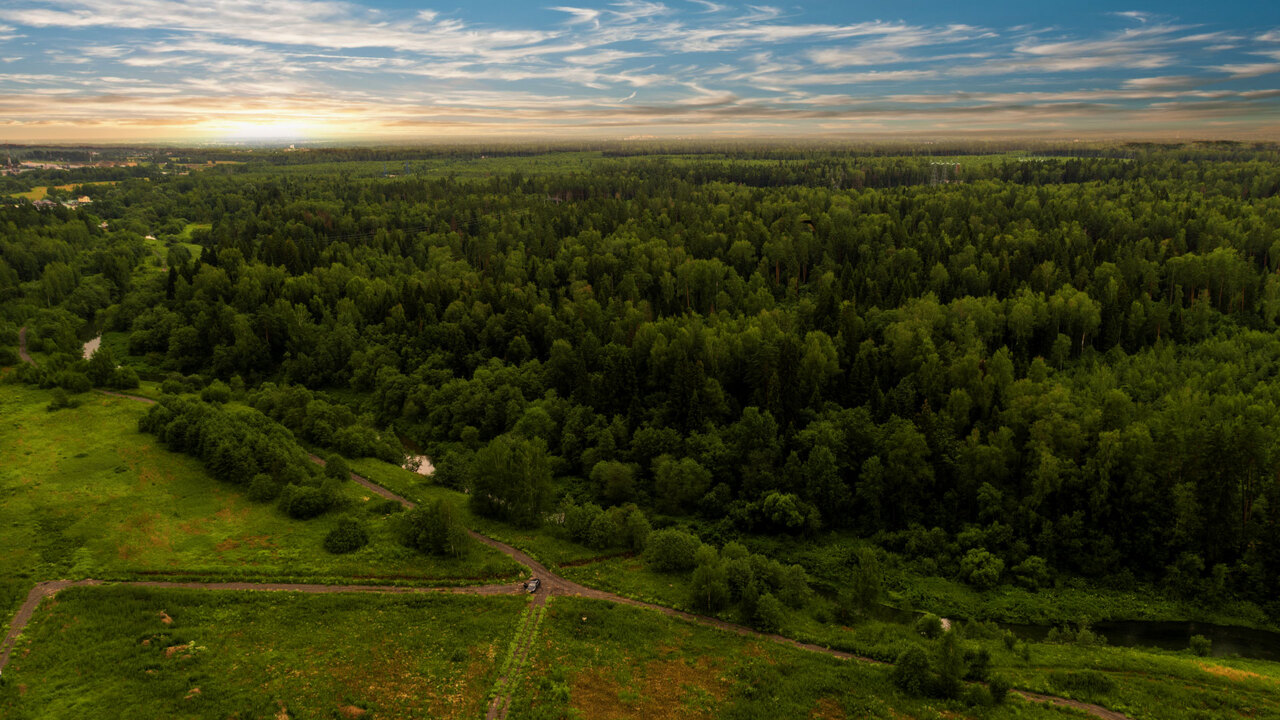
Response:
[[485, 593, 549, 720]]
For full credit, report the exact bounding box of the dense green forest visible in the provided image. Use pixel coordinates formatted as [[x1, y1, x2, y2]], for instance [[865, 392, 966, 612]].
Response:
[[5, 144, 1280, 622]]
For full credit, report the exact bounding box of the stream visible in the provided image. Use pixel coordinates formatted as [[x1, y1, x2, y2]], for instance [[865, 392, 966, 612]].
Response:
[[873, 604, 1280, 660]]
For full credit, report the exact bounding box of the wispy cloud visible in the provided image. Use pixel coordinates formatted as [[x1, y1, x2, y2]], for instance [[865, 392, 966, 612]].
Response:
[[0, 1, 1275, 140]]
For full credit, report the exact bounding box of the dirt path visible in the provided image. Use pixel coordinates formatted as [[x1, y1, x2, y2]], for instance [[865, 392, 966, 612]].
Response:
[[17, 325, 33, 365], [40, 394, 1132, 720], [99, 389, 156, 404], [0, 580, 100, 673]]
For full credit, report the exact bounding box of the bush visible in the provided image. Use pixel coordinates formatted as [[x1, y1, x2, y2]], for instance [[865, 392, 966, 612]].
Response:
[[963, 685, 993, 707], [161, 379, 184, 395], [247, 474, 281, 502], [370, 498, 404, 515], [1190, 634, 1212, 657], [988, 674, 1011, 704], [753, 592, 785, 633], [643, 528, 702, 572], [915, 613, 944, 639], [963, 646, 991, 681], [1001, 630, 1018, 651], [47, 388, 77, 411], [279, 485, 332, 519], [200, 380, 231, 403], [323, 518, 369, 554], [108, 367, 140, 389], [891, 647, 930, 696], [1012, 555, 1052, 589], [960, 547, 1005, 588], [56, 370, 93, 394], [324, 455, 351, 481]]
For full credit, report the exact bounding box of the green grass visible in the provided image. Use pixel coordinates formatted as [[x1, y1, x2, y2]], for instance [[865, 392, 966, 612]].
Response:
[[13, 187, 47, 201], [0, 384, 523, 626], [507, 596, 1079, 720], [886, 570, 1275, 631], [0, 585, 527, 719], [971, 628, 1280, 720]]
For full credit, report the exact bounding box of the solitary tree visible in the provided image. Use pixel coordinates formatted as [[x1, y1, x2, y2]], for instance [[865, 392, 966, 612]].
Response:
[[469, 434, 553, 527]]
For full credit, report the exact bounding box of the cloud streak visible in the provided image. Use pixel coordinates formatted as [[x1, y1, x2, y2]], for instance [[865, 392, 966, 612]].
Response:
[[0, 1, 1276, 140]]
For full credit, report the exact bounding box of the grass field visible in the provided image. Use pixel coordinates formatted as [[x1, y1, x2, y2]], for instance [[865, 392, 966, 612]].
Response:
[[0, 585, 526, 719], [1001, 641, 1280, 720], [0, 384, 523, 626], [508, 596, 1080, 720]]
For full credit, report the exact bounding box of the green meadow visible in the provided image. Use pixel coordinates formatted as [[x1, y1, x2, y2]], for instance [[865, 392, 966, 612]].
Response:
[[0, 384, 524, 625], [0, 585, 526, 719]]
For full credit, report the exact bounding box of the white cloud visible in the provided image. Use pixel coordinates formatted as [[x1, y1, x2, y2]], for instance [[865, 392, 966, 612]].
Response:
[[548, 6, 600, 24], [1213, 63, 1280, 79]]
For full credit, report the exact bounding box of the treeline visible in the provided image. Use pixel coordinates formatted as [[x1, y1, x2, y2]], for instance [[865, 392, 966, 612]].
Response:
[[137, 396, 344, 518]]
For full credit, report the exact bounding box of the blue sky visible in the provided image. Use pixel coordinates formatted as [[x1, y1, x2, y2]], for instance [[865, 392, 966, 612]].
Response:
[[0, 1, 1277, 142]]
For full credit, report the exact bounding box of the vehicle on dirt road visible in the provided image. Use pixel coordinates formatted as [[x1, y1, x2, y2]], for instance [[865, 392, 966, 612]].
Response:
[[524, 578, 540, 593]]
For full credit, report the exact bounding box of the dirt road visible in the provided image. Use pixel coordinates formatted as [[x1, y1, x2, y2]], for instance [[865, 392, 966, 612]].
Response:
[[16, 326, 32, 365], [1, 391, 1133, 720]]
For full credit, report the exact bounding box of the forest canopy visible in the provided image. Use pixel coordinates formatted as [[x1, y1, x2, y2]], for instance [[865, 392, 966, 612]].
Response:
[[4, 143, 1280, 618]]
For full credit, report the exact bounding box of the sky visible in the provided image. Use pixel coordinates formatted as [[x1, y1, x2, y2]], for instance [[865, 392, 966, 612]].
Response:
[[0, 1, 1278, 143]]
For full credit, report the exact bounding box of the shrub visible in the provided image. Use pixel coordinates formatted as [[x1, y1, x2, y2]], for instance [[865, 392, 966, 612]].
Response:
[[370, 499, 404, 515], [754, 592, 785, 633], [643, 528, 702, 572], [622, 507, 651, 550], [1190, 634, 1212, 657], [1012, 555, 1052, 589], [56, 370, 93, 394], [108, 367, 140, 389], [989, 674, 1011, 704], [324, 455, 351, 481], [247, 474, 281, 502], [279, 485, 331, 519], [47, 388, 76, 411], [323, 518, 369, 554], [200, 380, 231, 403], [161, 379, 184, 394], [964, 646, 991, 681], [1001, 630, 1018, 651], [891, 647, 931, 696], [915, 613, 944, 639], [960, 547, 1005, 588], [964, 685, 993, 707]]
